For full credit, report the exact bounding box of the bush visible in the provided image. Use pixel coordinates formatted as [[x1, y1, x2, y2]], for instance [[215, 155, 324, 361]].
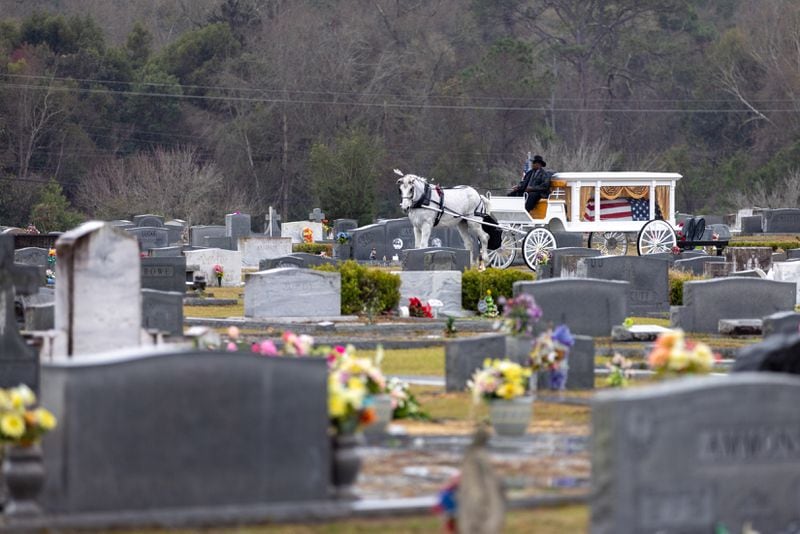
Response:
[[462, 268, 535, 312], [668, 269, 707, 305], [314, 260, 400, 315], [727, 240, 800, 251], [293, 242, 332, 255]]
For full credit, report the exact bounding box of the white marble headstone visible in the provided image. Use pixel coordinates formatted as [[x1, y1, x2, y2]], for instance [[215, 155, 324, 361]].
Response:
[[244, 268, 340, 317], [281, 221, 323, 244], [54, 221, 142, 357], [237, 237, 292, 268], [184, 248, 242, 287]]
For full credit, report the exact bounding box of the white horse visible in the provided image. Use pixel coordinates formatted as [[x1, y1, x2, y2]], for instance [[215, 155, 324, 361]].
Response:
[[395, 169, 491, 268]]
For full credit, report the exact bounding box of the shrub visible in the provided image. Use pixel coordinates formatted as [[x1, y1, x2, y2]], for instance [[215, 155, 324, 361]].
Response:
[[727, 240, 800, 251], [668, 269, 707, 305], [293, 242, 332, 255], [462, 268, 535, 312], [314, 260, 400, 315]]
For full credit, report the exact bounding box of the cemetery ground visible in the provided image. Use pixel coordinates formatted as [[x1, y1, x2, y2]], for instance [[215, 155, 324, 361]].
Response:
[[177, 286, 767, 532]]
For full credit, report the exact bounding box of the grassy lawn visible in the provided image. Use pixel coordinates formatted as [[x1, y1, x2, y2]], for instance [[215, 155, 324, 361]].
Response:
[[358, 347, 444, 376], [185, 287, 244, 319]]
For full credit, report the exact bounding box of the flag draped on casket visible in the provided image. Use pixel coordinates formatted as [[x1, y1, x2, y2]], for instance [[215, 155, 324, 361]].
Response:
[[583, 198, 659, 221]]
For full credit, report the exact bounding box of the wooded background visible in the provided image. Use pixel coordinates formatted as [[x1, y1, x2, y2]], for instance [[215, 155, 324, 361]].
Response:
[[0, 0, 798, 230]]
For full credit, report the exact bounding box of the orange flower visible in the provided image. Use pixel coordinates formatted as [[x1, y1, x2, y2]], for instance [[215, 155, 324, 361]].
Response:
[[359, 407, 376, 426], [648, 347, 670, 369]]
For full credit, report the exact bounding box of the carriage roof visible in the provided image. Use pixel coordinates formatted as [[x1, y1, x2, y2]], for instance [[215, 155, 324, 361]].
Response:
[[551, 171, 682, 182]]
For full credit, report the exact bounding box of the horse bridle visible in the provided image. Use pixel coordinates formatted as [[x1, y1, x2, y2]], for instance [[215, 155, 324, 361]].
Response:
[[399, 177, 422, 212]]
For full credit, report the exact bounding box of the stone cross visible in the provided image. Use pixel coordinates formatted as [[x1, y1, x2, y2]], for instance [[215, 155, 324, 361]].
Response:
[[265, 206, 281, 237], [0, 235, 40, 390], [308, 208, 326, 223]]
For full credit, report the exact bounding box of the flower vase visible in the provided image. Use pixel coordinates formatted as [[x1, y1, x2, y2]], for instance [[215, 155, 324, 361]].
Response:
[[3, 443, 45, 517], [488, 396, 534, 437], [505, 335, 534, 365], [364, 394, 393, 437], [330, 432, 363, 499], [216, 276, 222, 287]]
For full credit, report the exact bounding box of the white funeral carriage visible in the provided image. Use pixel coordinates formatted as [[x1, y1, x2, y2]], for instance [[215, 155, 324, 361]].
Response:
[[486, 171, 683, 270]]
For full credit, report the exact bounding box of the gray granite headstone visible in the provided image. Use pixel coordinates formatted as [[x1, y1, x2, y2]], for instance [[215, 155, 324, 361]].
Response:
[[141, 289, 183, 336], [536, 335, 594, 390], [245, 268, 341, 317], [773, 251, 788, 263], [671, 278, 795, 333], [190, 225, 226, 247], [761, 311, 800, 337], [133, 214, 164, 227], [351, 223, 387, 261], [127, 227, 169, 250], [24, 302, 54, 331], [762, 208, 800, 233], [225, 213, 251, 241], [40, 350, 329, 514], [704, 261, 732, 278], [445, 334, 509, 392], [537, 247, 601, 280], [402, 247, 470, 272], [384, 218, 417, 255], [424, 250, 459, 271], [258, 253, 338, 270], [724, 246, 772, 272], [204, 235, 234, 250], [163, 221, 185, 244], [576, 256, 669, 315], [333, 219, 358, 238], [514, 278, 629, 337], [0, 236, 41, 391], [149, 246, 183, 257], [787, 248, 800, 260], [141, 257, 187, 293], [109, 220, 134, 230], [13, 247, 49, 268], [399, 271, 464, 317], [674, 255, 726, 276], [592, 373, 800, 533], [729, 269, 764, 278], [264, 207, 282, 237], [740, 215, 763, 234]]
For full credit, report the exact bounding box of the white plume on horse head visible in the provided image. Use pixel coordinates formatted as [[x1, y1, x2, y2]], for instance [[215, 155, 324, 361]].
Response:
[[393, 168, 404, 177]]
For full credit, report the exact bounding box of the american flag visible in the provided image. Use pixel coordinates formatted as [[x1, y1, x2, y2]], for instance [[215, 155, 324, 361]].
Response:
[[584, 198, 659, 221]]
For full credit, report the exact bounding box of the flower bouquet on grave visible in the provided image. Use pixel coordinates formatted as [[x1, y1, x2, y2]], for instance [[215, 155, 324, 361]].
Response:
[[336, 231, 351, 245], [385, 377, 430, 421], [0, 385, 57, 446], [408, 297, 433, 318], [468, 359, 532, 437], [529, 324, 575, 391], [302, 227, 314, 244], [647, 329, 716, 377], [497, 293, 542, 337], [605, 353, 633, 388], [213, 264, 224, 286], [47, 248, 56, 269]]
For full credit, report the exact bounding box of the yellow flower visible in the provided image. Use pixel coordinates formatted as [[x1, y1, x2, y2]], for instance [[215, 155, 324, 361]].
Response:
[[691, 342, 714, 372], [10, 385, 36, 408], [0, 390, 12, 410], [1, 413, 25, 439], [486, 290, 492, 296], [329, 391, 346, 418], [35, 408, 57, 431], [668, 347, 689, 371]]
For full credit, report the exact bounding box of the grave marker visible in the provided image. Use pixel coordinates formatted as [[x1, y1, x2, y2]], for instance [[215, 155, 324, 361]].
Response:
[[225, 212, 251, 242], [265, 206, 282, 237], [402, 247, 470, 272], [237, 236, 293, 268], [398, 271, 464, 317], [445, 334, 510, 392], [141, 289, 183, 335], [127, 227, 169, 250], [141, 256, 187, 293], [13, 247, 49, 268], [762, 208, 800, 233], [245, 268, 341, 317], [724, 246, 772, 272], [132, 214, 164, 227], [577, 256, 669, 315], [184, 248, 242, 287]]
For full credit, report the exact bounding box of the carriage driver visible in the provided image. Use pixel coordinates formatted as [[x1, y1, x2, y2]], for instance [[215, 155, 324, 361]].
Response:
[[509, 154, 550, 212]]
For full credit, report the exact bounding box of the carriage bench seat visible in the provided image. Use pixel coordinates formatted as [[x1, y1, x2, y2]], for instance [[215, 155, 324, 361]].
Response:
[[528, 179, 568, 219]]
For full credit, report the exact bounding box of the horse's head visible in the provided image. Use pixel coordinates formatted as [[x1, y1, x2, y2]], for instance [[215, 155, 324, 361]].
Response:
[[395, 169, 425, 212]]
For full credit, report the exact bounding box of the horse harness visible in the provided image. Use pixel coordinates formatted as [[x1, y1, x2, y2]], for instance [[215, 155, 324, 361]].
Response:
[[410, 180, 489, 227]]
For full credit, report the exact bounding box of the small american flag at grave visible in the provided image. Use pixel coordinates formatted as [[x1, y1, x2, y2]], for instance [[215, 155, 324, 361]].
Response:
[[583, 198, 660, 221]]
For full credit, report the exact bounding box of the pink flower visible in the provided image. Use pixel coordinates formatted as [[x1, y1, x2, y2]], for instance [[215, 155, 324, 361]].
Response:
[[226, 341, 237, 352], [227, 326, 240, 340], [259, 339, 278, 356]]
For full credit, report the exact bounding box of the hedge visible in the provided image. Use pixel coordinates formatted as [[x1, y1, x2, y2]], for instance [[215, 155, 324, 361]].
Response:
[[668, 269, 707, 306], [314, 260, 400, 315], [462, 268, 535, 312]]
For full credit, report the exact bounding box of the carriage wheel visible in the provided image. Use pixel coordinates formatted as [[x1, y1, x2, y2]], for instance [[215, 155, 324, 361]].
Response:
[[636, 220, 677, 255], [487, 227, 518, 269], [522, 227, 557, 271], [588, 231, 629, 256]]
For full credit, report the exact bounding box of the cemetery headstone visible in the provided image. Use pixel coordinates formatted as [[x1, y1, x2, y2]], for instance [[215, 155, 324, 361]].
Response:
[[127, 227, 169, 250], [576, 256, 670, 315], [704, 261, 732, 278], [149, 246, 183, 257], [787, 248, 800, 260], [740, 215, 763, 234], [189, 225, 226, 247], [184, 248, 242, 287], [332, 218, 357, 238], [141, 256, 187, 293], [724, 246, 772, 272], [445, 334, 509, 392], [733, 208, 753, 232], [259, 253, 338, 271], [536, 247, 601, 280], [761, 208, 800, 233], [536, 335, 594, 390], [761, 311, 800, 337], [770, 261, 800, 305], [402, 247, 470, 272], [13, 247, 49, 268], [514, 279, 629, 337], [772, 251, 788, 263], [671, 278, 795, 333], [54, 222, 142, 357], [0, 236, 41, 390], [351, 223, 387, 260], [163, 220, 185, 244], [204, 235, 234, 250], [384, 218, 417, 255], [237, 236, 293, 268], [141, 289, 183, 336], [673, 255, 726, 276], [225, 212, 252, 242], [133, 214, 164, 227], [108, 220, 134, 229], [592, 373, 800, 534], [245, 268, 341, 317], [13, 232, 60, 250], [398, 271, 464, 317], [41, 351, 330, 514], [308, 208, 325, 224], [24, 302, 54, 331], [264, 206, 281, 237]]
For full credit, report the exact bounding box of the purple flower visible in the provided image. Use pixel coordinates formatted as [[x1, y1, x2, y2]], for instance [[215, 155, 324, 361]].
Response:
[[549, 368, 567, 390], [552, 324, 574, 348]]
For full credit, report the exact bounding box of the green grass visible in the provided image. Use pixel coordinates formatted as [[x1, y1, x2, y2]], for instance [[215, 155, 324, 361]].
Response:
[[184, 287, 244, 318], [357, 347, 444, 376]]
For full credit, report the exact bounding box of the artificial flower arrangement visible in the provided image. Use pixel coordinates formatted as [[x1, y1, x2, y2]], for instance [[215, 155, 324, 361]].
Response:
[[606, 353, 633, 388], [468, 359, 532, 404], [47, 248, 56, 268], [213, 264, 224, 286], [497, 293, 542, 337], [479, 290, 499, 318], [529, 324, 575, 390], [336, 231, 351, 244], [408, 297, 433, 318], [647, 329, 715, 376], [385, 377, 430, 421], [302, 227, 314, 244], [45, 269, 55, 285], [0, 385, 57, 445]]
